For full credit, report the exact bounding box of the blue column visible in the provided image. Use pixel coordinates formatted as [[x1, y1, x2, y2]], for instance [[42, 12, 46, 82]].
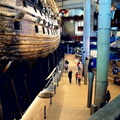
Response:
[[67, 43, 69, 53], [83, 0, 91, 84]]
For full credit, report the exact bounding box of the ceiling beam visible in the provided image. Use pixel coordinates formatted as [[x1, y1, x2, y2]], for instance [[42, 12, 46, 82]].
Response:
[[56, 0, 84, 9]]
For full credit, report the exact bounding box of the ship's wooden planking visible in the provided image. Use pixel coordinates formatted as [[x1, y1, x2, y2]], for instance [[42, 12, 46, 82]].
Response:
[[0, 0, 61, 61]]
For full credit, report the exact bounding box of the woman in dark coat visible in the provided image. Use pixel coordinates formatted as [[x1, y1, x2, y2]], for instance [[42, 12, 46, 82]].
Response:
[[106, 90, 111, 103], [68, 69, 72, 83]]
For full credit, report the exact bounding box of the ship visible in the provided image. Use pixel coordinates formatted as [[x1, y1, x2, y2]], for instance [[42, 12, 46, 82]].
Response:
[[0, 0, 61, 61]]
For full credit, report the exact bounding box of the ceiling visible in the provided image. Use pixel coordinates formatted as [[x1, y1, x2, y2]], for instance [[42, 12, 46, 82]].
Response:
[[55, 0, 97, 17], [55, 0, 120, 17], [55, 0, 84, 9]]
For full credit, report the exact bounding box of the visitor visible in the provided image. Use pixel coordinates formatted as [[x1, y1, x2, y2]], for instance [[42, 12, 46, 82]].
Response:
[[68, 69, 72, 83]]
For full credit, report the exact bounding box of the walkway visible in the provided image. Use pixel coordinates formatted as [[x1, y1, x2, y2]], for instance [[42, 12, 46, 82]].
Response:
[[45, 54, 120, 120]]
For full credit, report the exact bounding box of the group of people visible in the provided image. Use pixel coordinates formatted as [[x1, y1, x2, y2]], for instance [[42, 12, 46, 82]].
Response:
[[111, 60, 120, 75], [68, 69, 83, 85], [112, 66, 119, 75], [113, 76, 120, 85], [111, 60, 120, 85], [76, 60, 84, 85], [64, 59, 84, 85], [64, 59, 111, 104]]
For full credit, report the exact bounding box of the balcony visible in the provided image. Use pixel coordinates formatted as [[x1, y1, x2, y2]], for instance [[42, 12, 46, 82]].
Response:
[[55, 0, 84, 9]]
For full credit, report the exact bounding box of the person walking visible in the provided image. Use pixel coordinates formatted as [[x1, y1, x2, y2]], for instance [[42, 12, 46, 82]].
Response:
[[106, 90, 111, 103], [82, 69, 84, 80], [88, 59, 94, 72], [75, 71, 78, 83], [77, 62, 81, 71], [64, 60, 69, 73], [65, 60, 69, 64], [64, 63, 68, 73], [77, 61, 83, 72], [68, 69, 72, 83], [112, 66, 119, 75], [77, 72, 82, 85]]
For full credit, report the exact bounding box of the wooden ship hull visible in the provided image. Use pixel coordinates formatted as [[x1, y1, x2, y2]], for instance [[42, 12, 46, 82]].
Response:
[[0, 0, 61, 61]]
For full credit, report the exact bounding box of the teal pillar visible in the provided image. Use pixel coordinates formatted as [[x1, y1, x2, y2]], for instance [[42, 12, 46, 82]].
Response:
[[94, 0, 112, 107], [83, 0, 91, 85]]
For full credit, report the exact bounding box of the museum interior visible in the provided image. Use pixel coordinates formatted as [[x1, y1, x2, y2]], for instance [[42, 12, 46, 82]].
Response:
[[0, 0, 120, 120]]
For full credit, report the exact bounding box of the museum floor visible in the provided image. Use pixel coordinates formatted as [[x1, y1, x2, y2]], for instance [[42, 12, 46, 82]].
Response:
[[45, 54, 120, 120]]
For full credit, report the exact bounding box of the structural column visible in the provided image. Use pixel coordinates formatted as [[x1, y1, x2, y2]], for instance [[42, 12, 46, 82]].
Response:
[[67, 43, 69, 53], [83, 0, 91, 85], [0, 96, 3, 120], [94, 0, 112, 106], [87, 72, 94, 107]]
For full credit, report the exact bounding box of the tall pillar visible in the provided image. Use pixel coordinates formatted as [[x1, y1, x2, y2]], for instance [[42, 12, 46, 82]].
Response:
[[67, 43, 69, 53], [94, 0, 112, 107], [83, 0, 91, 85], [0, 96, 3, 120], [87, 72, 94, 107]]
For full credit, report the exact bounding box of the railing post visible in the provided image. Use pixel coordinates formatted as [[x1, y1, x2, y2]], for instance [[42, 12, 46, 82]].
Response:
[[54, 84, 56, 94], [44, 105, 46, 119], [50, 96, 52, 105]]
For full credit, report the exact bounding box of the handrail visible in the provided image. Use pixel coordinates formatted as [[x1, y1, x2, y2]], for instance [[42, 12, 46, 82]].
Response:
[[45, 66, 57, 80]]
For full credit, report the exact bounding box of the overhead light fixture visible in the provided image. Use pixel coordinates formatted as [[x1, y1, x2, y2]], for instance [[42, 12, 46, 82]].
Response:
[[70, 20, 74, 23]]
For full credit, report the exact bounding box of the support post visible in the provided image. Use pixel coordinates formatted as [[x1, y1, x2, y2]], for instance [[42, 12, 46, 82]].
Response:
[[11, 79, 22, 117], [67, 43, 69, 54], [50, 97, 52, 105], [54, 84, 56, 94], [94, 0, 112, 107], [23, 77, 31, 103], [87, 72, 94, 108], [84, 57, 88, 85], [0, 96, 3, 120], [83, 0, 91, 85], [44, 105, 46, 119]]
